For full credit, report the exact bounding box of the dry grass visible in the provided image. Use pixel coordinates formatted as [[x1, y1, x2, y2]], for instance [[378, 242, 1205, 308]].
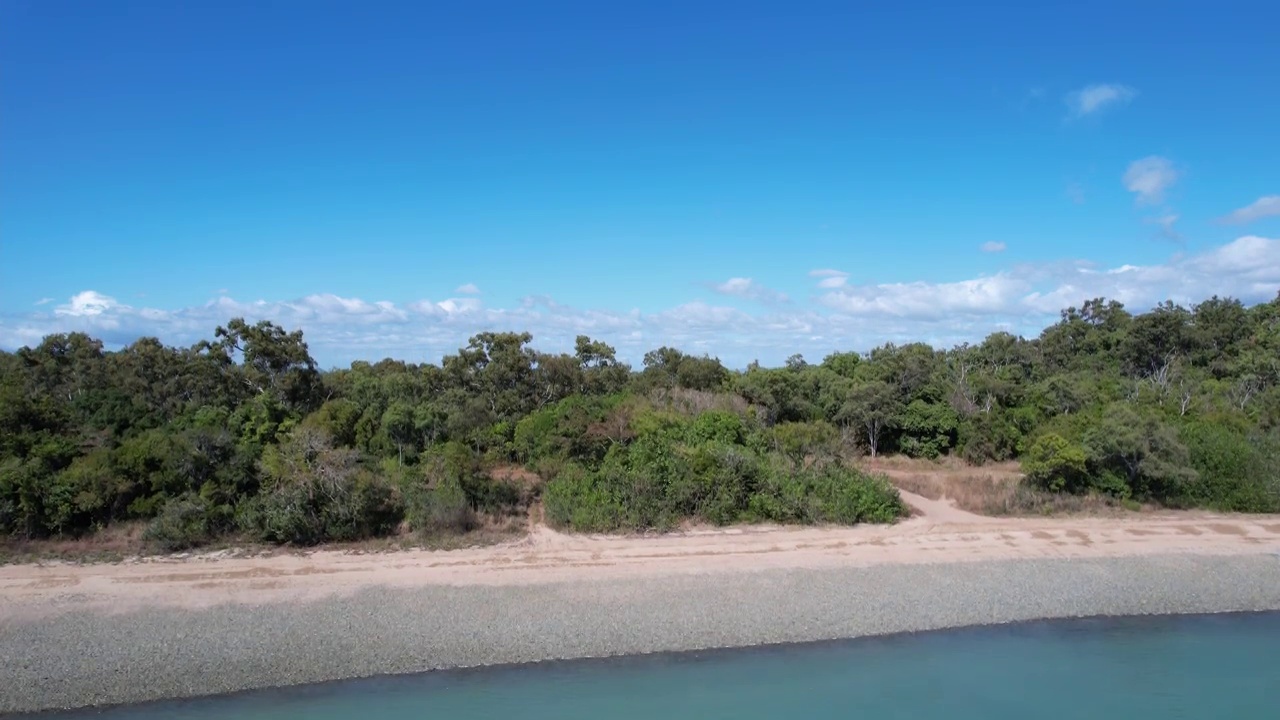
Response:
[[869, 454, 1000, 475], [868, 456, 1142, 517], [322, 523, 524, 554], [0, 514, 528, 565], [649, 387, 750, 416], [488, 464, 543, 487], [0, 522, 150, 565], [885, 471, 946, 500]]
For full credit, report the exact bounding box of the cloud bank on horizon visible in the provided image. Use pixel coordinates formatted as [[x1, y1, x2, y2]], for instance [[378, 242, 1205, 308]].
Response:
[[4, 236, 1277, 368]]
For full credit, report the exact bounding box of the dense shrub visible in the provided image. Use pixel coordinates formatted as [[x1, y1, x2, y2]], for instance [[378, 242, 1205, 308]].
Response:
[[1083, 404, 1197, 501], [405, 475, 476, 535], [6, 297, 1280, 551], [512, 394, 618, 466], [238, 428, 402, 544], [542, 420, 906, 533], [956, 410, 1023, 464], [1022, 434, 1088, 493], [1180, 423, 1280, 512], [144, 493, 215, 551], [674, 442, 757, 523], [898, 400, 958, 459], [543, 463, 627, 532], [748, 462, 905, 525], [770, 421, 840, 464], [238, 469, 401, 545]]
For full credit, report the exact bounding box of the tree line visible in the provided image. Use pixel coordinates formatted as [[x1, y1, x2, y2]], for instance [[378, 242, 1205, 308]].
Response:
[[2, 293, 1278, 550]]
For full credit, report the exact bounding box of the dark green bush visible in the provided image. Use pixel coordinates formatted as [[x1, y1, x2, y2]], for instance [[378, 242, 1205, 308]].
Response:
[[405, 475, 476, 535], [239, 428, 403, 544], [1180, 423, 1280, 512], [694, 443, 762, 523], [543, 463, 627, 532], [512, 394, 619, 466], [543, 433, 905, 532], [1021, 434, 1088, 493], [956, 410, 1022, 464], [144, 494, 214, 551], [770, 421, 840, 464], [749, 461, 904, 524], [898, 400, 958, 459]]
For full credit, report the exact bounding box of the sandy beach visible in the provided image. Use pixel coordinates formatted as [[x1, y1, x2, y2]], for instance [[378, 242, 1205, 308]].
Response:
[[3, 493, 1280, 714]]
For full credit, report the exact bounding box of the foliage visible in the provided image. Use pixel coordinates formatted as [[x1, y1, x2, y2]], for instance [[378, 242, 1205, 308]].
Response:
[[898, 399, 958, 459], [1179, 422, 1280, 512], [837, 380, 900, 457], [404, 469, 476, 535], [144, 494, 215, 551], [1022, 434, 1088, 493], [3, 292, 1280, 550], [1083, 404, 1198, 500], [542, 410, 905, 532], [239, 427, 401, 544]]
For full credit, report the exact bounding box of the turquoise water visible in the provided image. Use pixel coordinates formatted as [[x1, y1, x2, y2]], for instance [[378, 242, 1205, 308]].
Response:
[[51, 613, 1279, 719]]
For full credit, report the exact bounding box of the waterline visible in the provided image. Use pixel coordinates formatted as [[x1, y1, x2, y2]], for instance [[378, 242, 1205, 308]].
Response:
[[40, 612, 1280, 719]]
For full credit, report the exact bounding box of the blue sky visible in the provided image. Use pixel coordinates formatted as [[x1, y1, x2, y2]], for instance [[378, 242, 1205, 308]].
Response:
[[2, 0, 1278, 367]]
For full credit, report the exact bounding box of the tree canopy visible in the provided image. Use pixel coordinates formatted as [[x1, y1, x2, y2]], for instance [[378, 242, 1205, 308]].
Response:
[[2, 292, 1278, 549]]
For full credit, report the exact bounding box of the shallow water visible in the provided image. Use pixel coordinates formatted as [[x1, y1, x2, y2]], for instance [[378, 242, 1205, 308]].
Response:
[[49, 612, 1279, 719]]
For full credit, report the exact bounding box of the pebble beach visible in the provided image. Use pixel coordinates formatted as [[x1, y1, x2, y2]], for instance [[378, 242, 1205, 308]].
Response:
[[4, 550, 1280, 714]]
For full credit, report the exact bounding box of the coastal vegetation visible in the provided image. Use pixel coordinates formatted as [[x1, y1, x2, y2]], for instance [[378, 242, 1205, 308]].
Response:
[[1, 294, 1278, 550]]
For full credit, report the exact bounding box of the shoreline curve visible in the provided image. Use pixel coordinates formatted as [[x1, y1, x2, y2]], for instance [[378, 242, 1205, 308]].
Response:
[[4, 548, 1280, 714]]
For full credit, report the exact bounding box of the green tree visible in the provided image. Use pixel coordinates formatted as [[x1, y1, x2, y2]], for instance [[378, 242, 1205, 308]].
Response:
[[838, 381, 902, 457], [821, 351, 861, 379], [381, 401, 417, 466], [1084, 404, 1197, 499], [209, 318, 321, 414], [575, 336, 630, 395], [898, 399, 958, 459]]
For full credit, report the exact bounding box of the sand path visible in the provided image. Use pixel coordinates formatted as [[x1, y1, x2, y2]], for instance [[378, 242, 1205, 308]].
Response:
[[4, 493, 1279, 620]]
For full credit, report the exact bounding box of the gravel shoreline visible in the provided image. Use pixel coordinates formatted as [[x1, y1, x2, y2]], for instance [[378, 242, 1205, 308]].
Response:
[[3, 553, 1280, 715]]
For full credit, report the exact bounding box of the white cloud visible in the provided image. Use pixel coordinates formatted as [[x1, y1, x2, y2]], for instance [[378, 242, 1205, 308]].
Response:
[[34, 298, 53, 306], [1146, 213, 1181, 243], [3, 237, 1277, 369], [819, 274, 1027, 320], [1065, 83, 1136, 117], [455, 283, 481, 295], [287, 294, 409, 323], [408, 296, 482, 317], [1220, 195, 1280, 225], [818, 236, 1279, 323], [809, 268, 849, 288], [710, 277, 789, 304], [1123, 156, 1179, 206], [56, 290, 125, 318], [981, 241, 1007, 253]]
